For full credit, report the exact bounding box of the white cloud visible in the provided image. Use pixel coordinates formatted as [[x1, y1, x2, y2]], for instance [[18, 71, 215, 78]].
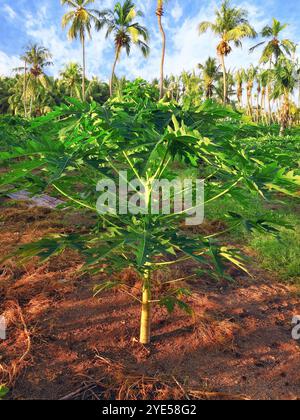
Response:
[[2, 4, 16, 20], [171, 2, 183, 22], [0, 51, 21, 76], [23, 0, 113, 79], [116, 1, 276, 82], [0, 0, 299, 83]]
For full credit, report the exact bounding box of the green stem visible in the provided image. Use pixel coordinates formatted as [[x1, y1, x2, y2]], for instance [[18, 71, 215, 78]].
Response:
[[139, 270, 151, 344]]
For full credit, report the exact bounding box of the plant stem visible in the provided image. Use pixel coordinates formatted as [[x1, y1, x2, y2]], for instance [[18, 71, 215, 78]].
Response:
[[139, 270, 151, 344]]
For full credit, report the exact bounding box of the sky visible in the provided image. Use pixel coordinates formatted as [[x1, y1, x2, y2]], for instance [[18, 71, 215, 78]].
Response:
[[0, 0, 299, 82]]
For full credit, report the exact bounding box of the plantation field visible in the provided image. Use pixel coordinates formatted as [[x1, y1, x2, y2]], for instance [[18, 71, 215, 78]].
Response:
[[0, 195, 299, 400], [0, 89, 300, 400], [2, 0, 300, 403]]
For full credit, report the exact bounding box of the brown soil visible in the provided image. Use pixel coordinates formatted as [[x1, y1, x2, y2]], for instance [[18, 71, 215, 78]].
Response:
[[0, 200, 300, 400]]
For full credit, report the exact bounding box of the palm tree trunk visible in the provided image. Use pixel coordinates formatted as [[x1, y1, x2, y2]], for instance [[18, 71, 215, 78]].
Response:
[[247, 93, 252, 117], [110, 49, 119, 97], [267, 59, 272, 125], [220, 54, 227, 105], [139, 271, 151, 344], [82, 33, 86, 101], [280, 92, 289, 136], [267, 88, 272, 125], [23, 61, 27, 118], [261, 89, 265, 123], [237, 86, 242, 109], [29, 96, 33, 119], [157, 4, 166, 100]]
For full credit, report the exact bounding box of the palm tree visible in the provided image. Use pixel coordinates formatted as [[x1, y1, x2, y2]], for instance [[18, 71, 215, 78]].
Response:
[[17, 44, 53, 117], [61, 0, 99, 101], [250, 18, 296, 64], [156, 0, 167, 99], [271, 57, 297, 135], [244, 65, 257, 118], [256, 70, 268, 122], [198, 0, 257, 105], [165, 75, 181, 102], [20, 52, 28, 117], [0, 77, 14, 114], [96, 0, 150, 97], [255, 71, 262, 121], [14, 44, 52, 117], [296, 60, 300, 109], [198, 57, 222, 99], [235, 69, 245, 108], [59, 62, 83, 99], [85, 77, 110, 103], [8, 76, 25, 116]]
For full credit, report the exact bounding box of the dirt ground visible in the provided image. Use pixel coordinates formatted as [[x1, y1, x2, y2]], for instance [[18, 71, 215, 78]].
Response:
[[0, 200, 300, 400]]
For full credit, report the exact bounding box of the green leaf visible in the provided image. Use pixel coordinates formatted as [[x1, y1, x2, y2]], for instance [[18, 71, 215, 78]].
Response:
[[0, 385, 9, 399]]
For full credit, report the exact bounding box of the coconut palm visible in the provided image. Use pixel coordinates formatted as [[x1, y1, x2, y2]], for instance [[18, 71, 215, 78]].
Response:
[[0, 77, 14, 114], [165, 75, 181, 102], [271, 57, 297, 135], [198, 0, 257, 105], [256, 69, 269, 123], [8, 77, 25, 116], [198, 57, 222, 99], [296, 60, 300, 109], [14, 44, 53, 117], [8, 73, 54, 117], [255, 70, 262, 121], [23, 44, 53, 79], [250, 18, 296, 64], [244, 65, 257, 117], [59, 62, 83, 99], [85, 77, 110, 103], [61, 0, 100, 101], [235, 69, 245, 108], [216, 69, 235, 103], [18, 52, 29, 117], [14, 44, 53, 116], [156, 0, 167, 99], [96, 0, 150, 97]]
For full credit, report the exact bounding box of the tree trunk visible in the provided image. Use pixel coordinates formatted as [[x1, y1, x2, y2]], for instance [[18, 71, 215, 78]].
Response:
[[29, 95, 33, 119], [267, 59, 272, 125], [247, 95, 252, 118], [110, 49, 119, 97], [139, 271, 151, 344], [267, 88, 272, 125], [220, 53, 227, 106], [237, 86, 242, 109], [157, 5, 166, 100], [256, 93, 260, 122], [280, 92, 289, 136], [82, 34, 86, 101], [23, 61, 27, 118], [261, 89, 266, 123]]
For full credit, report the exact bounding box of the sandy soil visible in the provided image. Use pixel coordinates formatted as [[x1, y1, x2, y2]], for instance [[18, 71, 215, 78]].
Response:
[[0, 200, 300, 400]]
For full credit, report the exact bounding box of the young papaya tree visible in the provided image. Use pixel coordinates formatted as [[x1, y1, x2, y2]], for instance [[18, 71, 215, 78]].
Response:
[[1, 84, 299, 344]]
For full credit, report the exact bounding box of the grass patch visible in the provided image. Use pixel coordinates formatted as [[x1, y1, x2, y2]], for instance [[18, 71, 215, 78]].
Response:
[[205, 195, 300, 283]]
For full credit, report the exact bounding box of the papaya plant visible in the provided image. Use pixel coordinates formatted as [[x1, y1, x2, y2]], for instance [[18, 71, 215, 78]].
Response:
[[1, 85, 299, 344]]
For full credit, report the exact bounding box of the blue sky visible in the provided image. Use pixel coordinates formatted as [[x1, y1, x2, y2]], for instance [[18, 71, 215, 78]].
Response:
[[0, 0, 299, 81]]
